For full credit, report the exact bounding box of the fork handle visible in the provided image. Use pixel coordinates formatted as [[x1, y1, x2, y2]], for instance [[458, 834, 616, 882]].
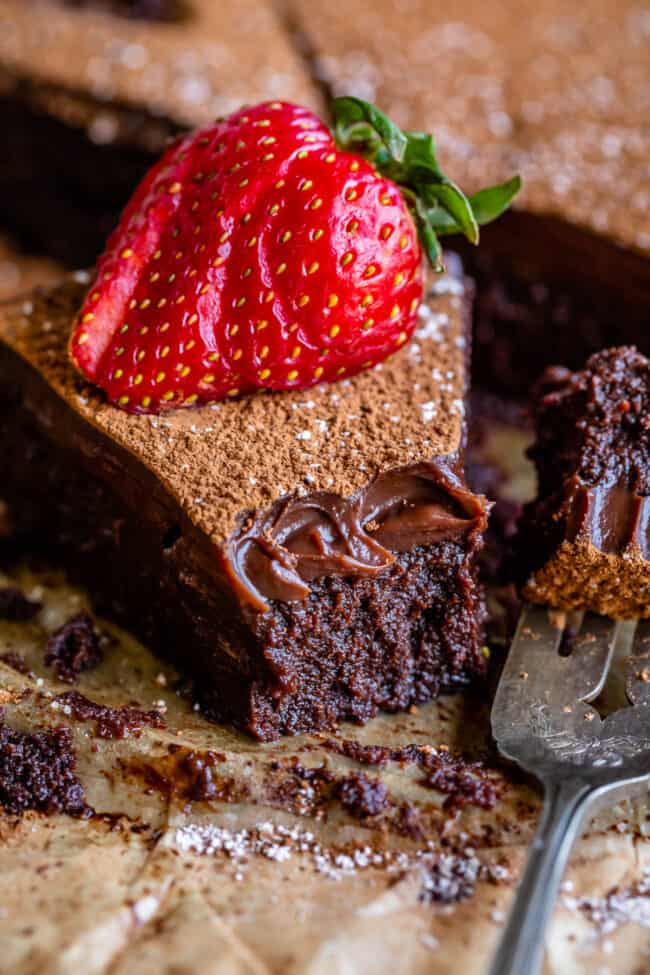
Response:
[[487, 777, 595, 975]]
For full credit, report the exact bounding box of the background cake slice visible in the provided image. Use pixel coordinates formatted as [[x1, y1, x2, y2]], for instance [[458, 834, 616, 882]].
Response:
[[520, 346, 650, 619], [289, 0, 650, 394], [0, 0, 320, 264], [0, 234, 62, 302], [0, 271, 488, 739]]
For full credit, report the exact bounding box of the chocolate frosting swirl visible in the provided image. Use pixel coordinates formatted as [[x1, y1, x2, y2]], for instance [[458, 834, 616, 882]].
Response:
[[223, 459, 488, 611]]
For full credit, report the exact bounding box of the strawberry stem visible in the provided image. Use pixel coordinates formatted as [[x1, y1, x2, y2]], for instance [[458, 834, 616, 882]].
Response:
[[332, 96, 521, 272]]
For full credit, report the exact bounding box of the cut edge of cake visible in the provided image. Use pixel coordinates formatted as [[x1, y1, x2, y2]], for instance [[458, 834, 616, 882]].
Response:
[[520, 346, 650, 620]]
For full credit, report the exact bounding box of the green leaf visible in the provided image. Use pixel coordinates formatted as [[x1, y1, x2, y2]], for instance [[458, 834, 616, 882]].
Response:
[[332, 97, 407, 162], [426, 179, 479, 244], [406, 193, 444, 273], [428, 175, 522, 236], [466, 174, 522, 225], [330, 96, 522, 270], [401, 131, 443, 180]]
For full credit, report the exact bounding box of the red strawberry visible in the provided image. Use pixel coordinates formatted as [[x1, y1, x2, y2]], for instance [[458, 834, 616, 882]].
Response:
[[70, 98, 519, 413]]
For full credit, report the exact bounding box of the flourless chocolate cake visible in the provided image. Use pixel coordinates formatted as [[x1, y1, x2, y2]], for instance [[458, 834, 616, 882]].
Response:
[[289, 0, 650, 393], [0, 272, 488, 739], [0, 0, 320, 264], [520, 347, 650, 619]]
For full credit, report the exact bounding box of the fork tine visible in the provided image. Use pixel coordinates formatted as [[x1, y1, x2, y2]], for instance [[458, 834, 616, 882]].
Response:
[[492, 606, 620, 743], [626, 619, 650, 706], [497, 606, 618, 699], [492, 605, 565, 740], [498, 604, 563, 674], [574, 613, 622, 702]]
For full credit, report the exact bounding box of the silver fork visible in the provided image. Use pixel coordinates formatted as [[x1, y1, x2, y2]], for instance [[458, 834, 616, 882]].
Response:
[[488, 604, 650, 975]]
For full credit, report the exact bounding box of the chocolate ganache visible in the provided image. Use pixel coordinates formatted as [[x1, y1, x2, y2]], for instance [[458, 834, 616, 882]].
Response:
[[224, 460, 489, 611], [563, 477, 650, 560]]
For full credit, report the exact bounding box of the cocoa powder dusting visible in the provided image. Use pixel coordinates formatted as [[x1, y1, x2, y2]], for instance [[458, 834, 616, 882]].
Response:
[[323, 739, 419, 766], [2, 279, 466, 546], [419, 750, 497, 812], [289, 0, 650, 255]]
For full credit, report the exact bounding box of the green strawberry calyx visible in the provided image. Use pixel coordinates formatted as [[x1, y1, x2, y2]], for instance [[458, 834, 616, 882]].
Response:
[[332, 96, 521, 272]]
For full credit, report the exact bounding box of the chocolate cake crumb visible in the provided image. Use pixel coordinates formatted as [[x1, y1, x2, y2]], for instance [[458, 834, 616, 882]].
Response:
[[44, 612, 103, 683], [267, 760, 336, 814], [0, 715, 88, 816], [54, 690, 165, 738], [323, 739, 419, 767], [0, 650, 30, 675], [335, 772, 388, 818], [419, 751, 497, 813], [0, 586, 41, 622], [323, 738, 498, 812]]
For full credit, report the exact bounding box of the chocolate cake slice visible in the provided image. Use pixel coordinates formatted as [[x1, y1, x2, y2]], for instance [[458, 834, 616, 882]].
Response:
[[520, 347, 650, 619], [0, 272, 488, 739], [290, 0, 650, 392], [0, 0, 320, 264]]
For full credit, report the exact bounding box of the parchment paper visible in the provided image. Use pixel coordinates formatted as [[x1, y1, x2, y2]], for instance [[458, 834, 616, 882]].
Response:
[[0, 426, 648, 975]]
